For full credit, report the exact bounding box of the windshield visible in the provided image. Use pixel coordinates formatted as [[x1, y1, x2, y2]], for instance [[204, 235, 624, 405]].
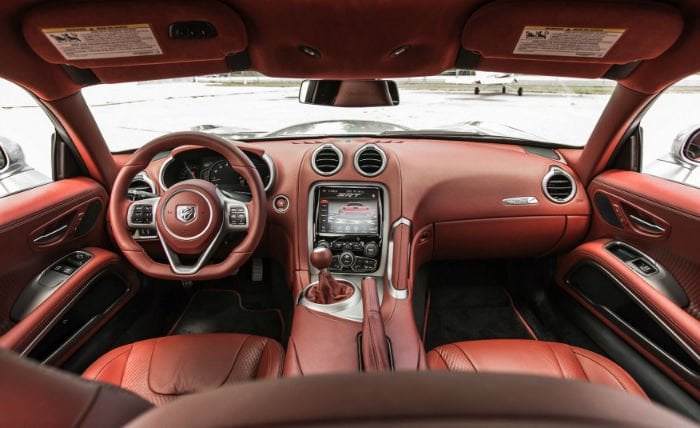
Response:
[[83, 72, 616, 151]]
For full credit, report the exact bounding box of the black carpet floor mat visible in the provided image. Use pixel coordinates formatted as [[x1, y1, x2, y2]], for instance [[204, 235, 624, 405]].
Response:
[[424, 285, 535, 351], [170, 289, 284, 342]]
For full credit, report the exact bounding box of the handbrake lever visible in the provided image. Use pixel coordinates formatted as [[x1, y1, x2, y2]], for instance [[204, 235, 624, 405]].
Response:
[[359, 277, 392, 372]]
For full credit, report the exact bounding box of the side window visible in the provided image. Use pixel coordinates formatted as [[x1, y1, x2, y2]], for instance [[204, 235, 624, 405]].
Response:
[[640, 74, 700, 188], [0, 78, 55, 197]]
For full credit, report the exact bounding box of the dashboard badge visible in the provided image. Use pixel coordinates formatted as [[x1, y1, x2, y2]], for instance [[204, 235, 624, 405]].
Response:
[[176, 205, 197, 223]]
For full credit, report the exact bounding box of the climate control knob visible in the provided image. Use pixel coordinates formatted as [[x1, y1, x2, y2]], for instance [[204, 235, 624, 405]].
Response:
[[364, 242, 379, 258], [339, 251, 355, 268], [316, 240, 330, 250]]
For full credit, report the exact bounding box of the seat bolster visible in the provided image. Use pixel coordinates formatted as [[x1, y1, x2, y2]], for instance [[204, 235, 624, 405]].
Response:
[[427, 339, 647, 399], [256, 338, 285, 379], [83, 344, 133, 385], [572, 346, 648, 398], [83, 334, 285, 405]]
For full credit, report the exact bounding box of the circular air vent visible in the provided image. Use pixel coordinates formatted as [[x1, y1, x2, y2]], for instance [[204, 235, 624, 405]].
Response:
[[354, 144, 387, 177], [542, 166, 576, 203], [312, 144, 343, 176]]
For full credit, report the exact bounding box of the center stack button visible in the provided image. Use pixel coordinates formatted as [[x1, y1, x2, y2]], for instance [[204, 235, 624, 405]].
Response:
[[340, 251, 355, 268]]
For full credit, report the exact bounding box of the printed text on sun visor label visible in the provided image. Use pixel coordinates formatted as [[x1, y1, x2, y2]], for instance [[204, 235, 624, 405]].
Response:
[[42, 24, 163, 60], [513, 26, 625, 58]]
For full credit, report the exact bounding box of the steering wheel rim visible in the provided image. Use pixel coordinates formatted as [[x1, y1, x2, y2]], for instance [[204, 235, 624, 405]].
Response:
[[108, 132, 266, 280]]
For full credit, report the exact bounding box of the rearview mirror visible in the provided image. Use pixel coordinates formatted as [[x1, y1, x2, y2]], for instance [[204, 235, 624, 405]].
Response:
[[671, 126, 700, 164], [299, 80, 399, 107]]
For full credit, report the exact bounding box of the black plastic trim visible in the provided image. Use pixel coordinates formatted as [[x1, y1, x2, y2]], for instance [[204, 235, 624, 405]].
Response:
[[558, 288, 700, 422], [225, 51, 251, 72], [565, 261, 699, 386], [523, 146, 561, 160], [454, 48, 481, 69]]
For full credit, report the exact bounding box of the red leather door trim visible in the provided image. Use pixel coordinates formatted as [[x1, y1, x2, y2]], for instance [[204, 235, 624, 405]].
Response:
[[588, 171, 700, 317], [0, 247, 138, 361], [557, 240, 699, 399], [0, 178, 109, 336]]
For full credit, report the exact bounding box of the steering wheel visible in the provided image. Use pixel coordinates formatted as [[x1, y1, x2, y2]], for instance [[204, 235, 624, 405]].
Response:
[[108, 132, 266, 280]]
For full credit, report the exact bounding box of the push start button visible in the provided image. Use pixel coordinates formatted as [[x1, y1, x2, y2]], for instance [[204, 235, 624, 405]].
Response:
[[273, 195, 290, 213]]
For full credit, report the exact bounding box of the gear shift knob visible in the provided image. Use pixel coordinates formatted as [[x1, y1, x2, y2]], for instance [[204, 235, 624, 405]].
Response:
[[310, 247, 333, 271]]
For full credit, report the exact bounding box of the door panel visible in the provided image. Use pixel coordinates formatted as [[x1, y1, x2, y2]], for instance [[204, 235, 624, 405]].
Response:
[[0, 178, 109, 337], [557, 169, 700, 398], [587, 170, 700, 313]]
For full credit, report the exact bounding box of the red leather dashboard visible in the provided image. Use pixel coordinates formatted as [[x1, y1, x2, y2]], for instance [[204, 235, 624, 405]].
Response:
[[134, 138, 590, 276]]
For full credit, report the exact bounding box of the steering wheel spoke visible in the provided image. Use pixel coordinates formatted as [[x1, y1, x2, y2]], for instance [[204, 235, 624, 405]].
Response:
[[126, 197, 160, 231], [157, 220, 226, 276]]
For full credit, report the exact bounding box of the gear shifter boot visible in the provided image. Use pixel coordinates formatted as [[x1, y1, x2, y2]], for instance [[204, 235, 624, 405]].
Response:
[[306, 247, 355, 304], [306, 271, 355, 304]]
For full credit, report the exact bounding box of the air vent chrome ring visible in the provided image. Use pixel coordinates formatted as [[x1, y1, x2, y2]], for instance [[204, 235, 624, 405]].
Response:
[[311, 144, 343, 176], [542, 166, 576, 204], [354, 144, 387, 177]]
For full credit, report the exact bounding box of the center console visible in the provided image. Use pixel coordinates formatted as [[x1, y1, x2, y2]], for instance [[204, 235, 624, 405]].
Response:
[[311, 184, 385, 274]]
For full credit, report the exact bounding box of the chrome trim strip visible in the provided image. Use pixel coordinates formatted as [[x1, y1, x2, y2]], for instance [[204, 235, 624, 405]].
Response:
[[298, 280, 361, 314], [262, 153, 276, 192], [158, 219, 226, 275], [541, 166, 577, 204], [354, 143, 387, 177], [272, 195, 290, 213], [33, 224, 68, 243], [311, 144, 344, 176], [502, 196, 539, 205], [387, 218, 411, 300], [628, 214, 666, 234], [307, 182, 390, 277], [158, 155, 175, 191]]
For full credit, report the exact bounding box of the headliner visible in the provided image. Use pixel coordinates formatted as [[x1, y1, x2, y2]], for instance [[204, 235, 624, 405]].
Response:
[[1, 0, 699, 100]]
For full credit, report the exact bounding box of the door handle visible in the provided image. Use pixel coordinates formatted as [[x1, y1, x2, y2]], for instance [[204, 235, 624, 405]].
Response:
[[33, 224, 68, 243], [629, 214, 665, 234]]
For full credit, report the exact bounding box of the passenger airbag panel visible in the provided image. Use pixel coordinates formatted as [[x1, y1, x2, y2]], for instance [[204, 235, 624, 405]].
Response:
[[433, 216, 566, 259]]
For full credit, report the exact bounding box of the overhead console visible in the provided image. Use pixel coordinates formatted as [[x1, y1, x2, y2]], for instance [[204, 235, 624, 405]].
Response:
[[311, 185, 385, 274]]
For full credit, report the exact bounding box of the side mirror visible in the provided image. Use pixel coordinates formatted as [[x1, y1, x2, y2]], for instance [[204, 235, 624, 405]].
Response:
[[671, 126, 700, 164], [0, 136, 26, 176], [0, 145, 6, 171], [299, 80, 399, 107]]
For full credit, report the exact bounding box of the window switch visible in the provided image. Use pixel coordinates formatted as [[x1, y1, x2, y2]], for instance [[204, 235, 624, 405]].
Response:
[[632, 259, 657, 275]]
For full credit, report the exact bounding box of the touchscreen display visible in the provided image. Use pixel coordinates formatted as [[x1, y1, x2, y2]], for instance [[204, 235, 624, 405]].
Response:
[[317, 187, 380, 235]]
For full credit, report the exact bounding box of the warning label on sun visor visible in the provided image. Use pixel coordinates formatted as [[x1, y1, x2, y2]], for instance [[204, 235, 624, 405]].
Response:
[[42, 24, 163, 60], [513, 26, 625, 58]]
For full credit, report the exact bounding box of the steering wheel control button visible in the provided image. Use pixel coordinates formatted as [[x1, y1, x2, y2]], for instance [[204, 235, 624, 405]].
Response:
[[272, 195, 290, 213], [228, 206, 247, 226], [130, 204, 154, 224]]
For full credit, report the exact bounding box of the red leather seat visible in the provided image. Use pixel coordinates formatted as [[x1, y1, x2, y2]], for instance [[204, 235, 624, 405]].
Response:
[[83, 333, 284, 405], [427, 339, 647, 398]]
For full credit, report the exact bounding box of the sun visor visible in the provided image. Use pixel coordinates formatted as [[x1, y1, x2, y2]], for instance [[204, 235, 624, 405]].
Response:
[[23, 0, 247, 68], [462, 0, 683, 65]]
